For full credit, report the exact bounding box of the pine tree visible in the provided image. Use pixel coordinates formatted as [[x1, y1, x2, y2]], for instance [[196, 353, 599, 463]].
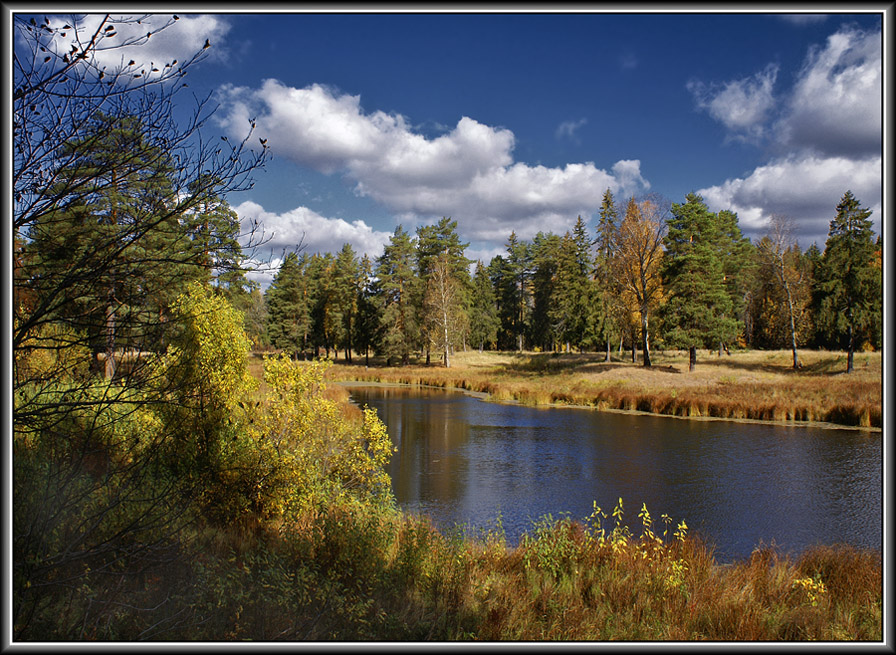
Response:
[[354, 254, 380, 366], [332, 244, 360, 362], [308, 253, 339, 359], [185, 177, 251, 299], [25, 113, 197, 378], [660, 193, 739, 372], [816, 191, 881, 372], [376, 226, 420, 365], [504, 232, 532, 352], [529, 232, 561, 351]]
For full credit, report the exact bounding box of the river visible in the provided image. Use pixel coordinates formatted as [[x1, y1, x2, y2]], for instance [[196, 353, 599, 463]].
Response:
[[345, 383, 882, 563]]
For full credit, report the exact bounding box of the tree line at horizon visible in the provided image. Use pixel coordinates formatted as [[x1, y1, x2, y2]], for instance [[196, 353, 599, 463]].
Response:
[[264, 190, 881, 373]]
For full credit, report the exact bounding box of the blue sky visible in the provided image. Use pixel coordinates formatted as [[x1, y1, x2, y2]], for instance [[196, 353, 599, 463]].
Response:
[[18, 9, 884, 286]]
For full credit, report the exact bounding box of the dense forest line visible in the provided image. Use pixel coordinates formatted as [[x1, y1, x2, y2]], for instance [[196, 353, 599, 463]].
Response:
[[263, 191, 881, 373]]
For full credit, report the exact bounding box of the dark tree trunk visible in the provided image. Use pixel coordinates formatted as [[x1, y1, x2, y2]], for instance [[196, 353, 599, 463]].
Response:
[[688, 346, 697, 372], [846, 323, 855, 373]]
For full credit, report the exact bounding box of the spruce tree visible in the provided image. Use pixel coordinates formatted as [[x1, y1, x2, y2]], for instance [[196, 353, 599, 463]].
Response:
[[308, 253, 339, 359], [660, 193, 740, 371], [715, 209, 755, 354], [816, 191, 881, 372], [469, 261, 500, 352], [265, 252, 310, 358], [593, 189, 622, 361], [551, 228, 593, 352], [504, 232, 532, 351], [354, 254, 380, 366]]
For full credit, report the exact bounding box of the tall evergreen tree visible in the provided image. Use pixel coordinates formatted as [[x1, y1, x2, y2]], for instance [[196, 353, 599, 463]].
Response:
[[593, 189, 622, 361], [376, 226, 420, 365], [265, 252, 311, 358], [801, 242, 824, 348], [488, 255, 513, 350], [504, 232, 532, 352], [529, 232, 561, 351], [469, 261, 500, 352], [185, 178, 252, 299], [307, 253, 339, 359], [332, 244, 361, 362], [25, 113, 197, 378], [815, 191, 881, 372], [660, 193, 740, 371], [551, 226, 594, 352], [715, 208, 756, 353]]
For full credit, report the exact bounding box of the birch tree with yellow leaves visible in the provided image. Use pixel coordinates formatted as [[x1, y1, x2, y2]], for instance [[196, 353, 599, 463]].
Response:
[[612, 196, 666, 367]]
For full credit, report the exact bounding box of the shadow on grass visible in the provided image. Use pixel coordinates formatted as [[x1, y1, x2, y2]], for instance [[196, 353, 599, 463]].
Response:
[[691, 353, 853, 377], [295, 349, 870, 381], [497, 352, 682, 375]]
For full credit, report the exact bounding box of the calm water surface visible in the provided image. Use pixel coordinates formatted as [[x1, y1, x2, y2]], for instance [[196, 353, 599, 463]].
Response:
[[346, 384, 882, 562]]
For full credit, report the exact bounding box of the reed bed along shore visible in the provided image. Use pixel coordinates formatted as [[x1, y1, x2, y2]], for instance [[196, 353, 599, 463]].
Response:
[[97, 497, 881, 641], [317, 349, 881, 429]]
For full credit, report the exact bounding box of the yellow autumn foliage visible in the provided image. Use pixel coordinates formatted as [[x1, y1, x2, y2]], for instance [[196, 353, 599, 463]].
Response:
[[252, 355, 395, 517], [155, 283, 394, 522]]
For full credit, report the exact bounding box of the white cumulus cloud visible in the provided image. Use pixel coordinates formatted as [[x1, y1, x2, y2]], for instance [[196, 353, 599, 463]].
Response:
[[690, 24, 881, 247], [235, 200, 393, 274], [217, 80, 651, 249], [774, 26, 881, 157], [697, 154, 881, 247]]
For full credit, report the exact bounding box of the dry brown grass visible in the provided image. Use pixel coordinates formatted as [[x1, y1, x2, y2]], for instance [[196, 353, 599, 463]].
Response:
[[321, 348, 881, 429]]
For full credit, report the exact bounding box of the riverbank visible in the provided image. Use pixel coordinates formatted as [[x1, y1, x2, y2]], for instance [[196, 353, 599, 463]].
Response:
[[322, 349, 882, 430], [220, 354, 882, 641]]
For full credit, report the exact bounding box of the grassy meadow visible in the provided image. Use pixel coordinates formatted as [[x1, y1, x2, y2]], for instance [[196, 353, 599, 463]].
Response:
[[319, 348, 882, 429]]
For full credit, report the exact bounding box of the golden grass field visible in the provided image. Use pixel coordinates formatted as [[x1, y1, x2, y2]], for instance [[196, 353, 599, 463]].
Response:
[[304, 348, 883, 429]]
